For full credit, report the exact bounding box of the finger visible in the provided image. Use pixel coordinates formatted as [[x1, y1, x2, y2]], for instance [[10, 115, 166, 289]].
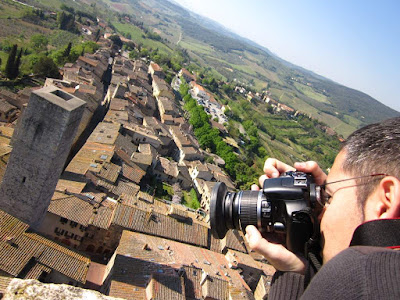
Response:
[[259, 175, 268, 188], [246, 225, 306, 273], [251, 184, 260, 191], [294, 161, 327, 185], [264, 158, 295, 178]]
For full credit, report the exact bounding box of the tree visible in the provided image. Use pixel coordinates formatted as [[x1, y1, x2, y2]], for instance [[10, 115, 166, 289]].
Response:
[[33, 56, 61, 79], [109, 35, 123, 48], [129, 50, 139, 60], [5, 44, 17, 79], [13, 48, 22, 79], [57, 11, 76, 32], [30, 34, 48, 53], [94, 29, 101, 42], [63, 42, 72, 57]]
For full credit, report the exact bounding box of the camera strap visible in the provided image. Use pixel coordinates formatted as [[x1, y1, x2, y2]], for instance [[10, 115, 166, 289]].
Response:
[[302, 208, 323, 288]]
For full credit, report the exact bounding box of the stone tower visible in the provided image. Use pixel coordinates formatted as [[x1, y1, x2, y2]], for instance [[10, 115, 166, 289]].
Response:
[[0, 86, 85, 228]]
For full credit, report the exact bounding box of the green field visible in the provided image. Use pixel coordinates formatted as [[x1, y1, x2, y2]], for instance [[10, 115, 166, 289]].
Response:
[[294, 82, 330, 103], [113, 21, 173, 55]]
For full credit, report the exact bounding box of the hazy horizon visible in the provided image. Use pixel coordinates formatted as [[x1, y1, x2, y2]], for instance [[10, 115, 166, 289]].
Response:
[[171, 0, 400, 113]]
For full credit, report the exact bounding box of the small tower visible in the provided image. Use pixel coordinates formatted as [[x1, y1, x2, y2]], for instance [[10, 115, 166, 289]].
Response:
[[0, 86, 85, 228]]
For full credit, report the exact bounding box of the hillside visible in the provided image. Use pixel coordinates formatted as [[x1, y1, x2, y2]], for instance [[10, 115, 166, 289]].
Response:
[[0, 0, 396, 183], [96, 0, 398, 137]]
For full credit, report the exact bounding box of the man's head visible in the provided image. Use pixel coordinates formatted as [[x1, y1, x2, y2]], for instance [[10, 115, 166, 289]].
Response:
[[320, 117, 400, 263], [341, 116, 400, 209]]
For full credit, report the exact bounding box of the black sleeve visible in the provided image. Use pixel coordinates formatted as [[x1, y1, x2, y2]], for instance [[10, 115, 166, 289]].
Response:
[[268, 271, 305, 300], [300, 247, 400, 300]]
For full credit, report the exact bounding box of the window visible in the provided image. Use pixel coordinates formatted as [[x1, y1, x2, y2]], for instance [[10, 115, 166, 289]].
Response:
[[70, 221, 78, 228], [60, 217, 68, 224], [55, 228, 65, 236], [79, 225, 86, 232], [22, 177, 26, 183]]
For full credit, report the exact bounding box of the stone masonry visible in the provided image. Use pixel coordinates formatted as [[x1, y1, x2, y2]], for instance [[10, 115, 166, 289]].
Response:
[[0, 86, 85, 228]]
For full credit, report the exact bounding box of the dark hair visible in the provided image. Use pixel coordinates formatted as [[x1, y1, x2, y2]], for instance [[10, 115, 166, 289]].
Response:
[[341, 117, 400, 207]]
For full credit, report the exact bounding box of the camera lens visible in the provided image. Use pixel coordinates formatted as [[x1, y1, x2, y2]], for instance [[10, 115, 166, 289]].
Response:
[[210, 182, 268, 239]]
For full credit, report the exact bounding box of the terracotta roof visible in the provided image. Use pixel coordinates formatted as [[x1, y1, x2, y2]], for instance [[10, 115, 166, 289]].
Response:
[[49, 191, 115, 230], [110, 98, 129, 111], [0, 126, 14, 139], [65, 142, 114, 176], [131, 152, 153, 167], [78, 56, 99, 67], [113, 181, 140, 201], [96, 162, 121, 183], [155, 157, 179, 177], [214, 172, 236, 190], [182, 265, 202, 299], [225, 230, 248, 253], [24, 263, 52, 280], [92, 205, 115, 229], [121, 163, 146, 184], [147, 273, 184, 300], [104, 110, 129, 124], [108, 231, 253, 300], [112, 204, 208, 247], [87, 122, 120, 145], [137, 191, 154, 204], [49, 192, 94, 227], [0, 211, 90, 283], [24, 232, 90, 283], [0, 211, 29, 242], [202, 275, 229, 300], [150, 62, 162, 72], [0, 99, 16, 113], [56, 179, 86, 194], [181, 146, 199, 155], [115, 134, 137, 157]]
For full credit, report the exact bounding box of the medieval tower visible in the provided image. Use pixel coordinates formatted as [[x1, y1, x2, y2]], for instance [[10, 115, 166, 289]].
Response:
[[0, 86, 85, 228]]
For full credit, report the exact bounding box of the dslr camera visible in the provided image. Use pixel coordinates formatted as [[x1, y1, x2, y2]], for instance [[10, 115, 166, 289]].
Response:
[[210, 171, 321, 255]]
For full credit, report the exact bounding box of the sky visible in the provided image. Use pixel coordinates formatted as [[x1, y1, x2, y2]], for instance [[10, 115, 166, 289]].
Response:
[[172, 0, 400, 112]]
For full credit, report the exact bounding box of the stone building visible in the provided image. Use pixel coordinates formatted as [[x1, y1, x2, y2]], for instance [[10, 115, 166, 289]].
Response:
[[0, 210, 90, 287], [0, 87, 85, 228]]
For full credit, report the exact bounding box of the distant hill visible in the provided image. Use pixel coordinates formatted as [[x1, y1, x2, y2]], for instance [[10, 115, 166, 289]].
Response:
[[97, 0, 398, 137]]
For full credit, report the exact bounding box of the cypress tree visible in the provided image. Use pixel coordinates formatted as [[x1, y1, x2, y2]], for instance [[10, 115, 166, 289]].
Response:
[[5, 44, 17, 79], [63, 42, 72, 57], [14, 48, 23, 79]]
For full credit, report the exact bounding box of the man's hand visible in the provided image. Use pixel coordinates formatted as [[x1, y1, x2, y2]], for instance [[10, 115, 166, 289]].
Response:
[[247, 158, 327, 273], [246, 225, 307, 273], [254, 158, 327, 189]]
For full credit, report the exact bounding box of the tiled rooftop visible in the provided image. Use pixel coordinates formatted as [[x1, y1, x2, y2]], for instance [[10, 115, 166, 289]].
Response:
[[87, 122, 120, 145], [112, 204, 209, 248], [48, 191, 115, 230], [108, 231, 253, 300], [121, 163, 146, 184], [0, 211, 90, 283], [97, 162, 121, 183]]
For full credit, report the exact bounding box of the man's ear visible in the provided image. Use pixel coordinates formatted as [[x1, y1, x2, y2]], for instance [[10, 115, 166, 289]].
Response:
[[376, 176, 400, 219]]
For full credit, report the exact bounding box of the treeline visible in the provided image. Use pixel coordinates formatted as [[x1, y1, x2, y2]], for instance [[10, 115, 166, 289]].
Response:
[[178, 18, 259, 54], [225, 96, 339, 170], [129, 47, 189, 83], [57, 4, 97, 34], [179, 83, 258, 188], [1, 31, 99, 79]]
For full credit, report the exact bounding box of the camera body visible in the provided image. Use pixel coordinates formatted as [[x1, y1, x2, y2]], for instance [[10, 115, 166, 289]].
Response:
[[210, 171, 320, 255]]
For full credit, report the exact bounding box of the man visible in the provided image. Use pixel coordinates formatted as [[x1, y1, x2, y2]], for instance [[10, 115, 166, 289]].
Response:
[[246, 117, 400, 299]]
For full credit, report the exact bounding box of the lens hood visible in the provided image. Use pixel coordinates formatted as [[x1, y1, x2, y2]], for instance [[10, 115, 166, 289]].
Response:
[[210, 182, 228, 239]]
